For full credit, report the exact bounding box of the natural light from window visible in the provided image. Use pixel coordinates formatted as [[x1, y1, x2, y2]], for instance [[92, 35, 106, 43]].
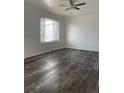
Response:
[[40, 18, 59, 43]]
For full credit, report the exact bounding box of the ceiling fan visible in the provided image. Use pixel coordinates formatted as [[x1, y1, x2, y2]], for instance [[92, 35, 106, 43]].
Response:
[[59, 0, 86, 11]]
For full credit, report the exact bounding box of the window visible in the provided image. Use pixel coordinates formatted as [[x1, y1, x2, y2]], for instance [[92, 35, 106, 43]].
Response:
[[40, 17, 59, 43]]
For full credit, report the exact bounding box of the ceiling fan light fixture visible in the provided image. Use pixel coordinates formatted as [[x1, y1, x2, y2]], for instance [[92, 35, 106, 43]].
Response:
[[59, 0, 86, 11]]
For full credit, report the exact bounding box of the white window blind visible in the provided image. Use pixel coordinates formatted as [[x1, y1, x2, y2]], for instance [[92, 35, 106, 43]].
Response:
[[40, 18, 59, 43]]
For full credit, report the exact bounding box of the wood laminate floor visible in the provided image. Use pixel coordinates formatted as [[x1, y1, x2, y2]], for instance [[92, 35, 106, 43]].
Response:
[[25, 48, 99, 93]]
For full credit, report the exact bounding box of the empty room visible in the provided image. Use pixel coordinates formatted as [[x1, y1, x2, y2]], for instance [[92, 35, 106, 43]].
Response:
[[24, 0, 99, 93]]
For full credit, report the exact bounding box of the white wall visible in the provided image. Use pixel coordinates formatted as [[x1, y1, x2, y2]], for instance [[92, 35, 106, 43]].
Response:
[[65, 13, 99, 51], [24, 4, 65, 58], [25, 3, 99, 57]]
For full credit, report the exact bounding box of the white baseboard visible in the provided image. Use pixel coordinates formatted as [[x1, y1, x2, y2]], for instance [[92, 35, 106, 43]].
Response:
[[24, 47, 65, 59], [65, 47, 99, 52]]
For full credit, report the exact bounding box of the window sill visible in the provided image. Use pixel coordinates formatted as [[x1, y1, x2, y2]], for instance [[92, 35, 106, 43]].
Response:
[[41, 40, 60, 44]]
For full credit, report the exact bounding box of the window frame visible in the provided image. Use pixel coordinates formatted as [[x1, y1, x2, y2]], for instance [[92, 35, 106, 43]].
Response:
[[40, 17, 60, 43]]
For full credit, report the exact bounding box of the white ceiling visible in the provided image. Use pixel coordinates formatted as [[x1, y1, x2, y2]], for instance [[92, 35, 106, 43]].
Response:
[[25, 0, 99, 17]]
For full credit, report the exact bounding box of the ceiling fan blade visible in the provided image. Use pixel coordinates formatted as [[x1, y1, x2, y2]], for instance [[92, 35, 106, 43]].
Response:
[[58, 5, 70, 7], [74, 7, 80, 10], [65, 7, 72, 11], [75, 3, 86, 6]]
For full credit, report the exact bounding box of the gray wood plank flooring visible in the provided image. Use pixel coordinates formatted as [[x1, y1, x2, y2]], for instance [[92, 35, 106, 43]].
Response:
[[25, 48, 99, 93]]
